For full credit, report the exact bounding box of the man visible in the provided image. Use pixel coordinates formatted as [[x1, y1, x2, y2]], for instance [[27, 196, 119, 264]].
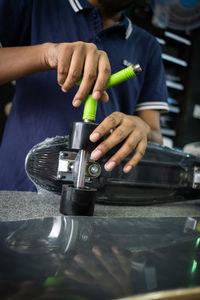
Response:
[[0, 0, 168, 191]]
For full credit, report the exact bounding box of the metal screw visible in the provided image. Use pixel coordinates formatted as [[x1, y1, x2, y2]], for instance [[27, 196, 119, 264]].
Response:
[[87, 163, 101, 177], [57, 174, 64, 180], [90, 165, 99, 174]]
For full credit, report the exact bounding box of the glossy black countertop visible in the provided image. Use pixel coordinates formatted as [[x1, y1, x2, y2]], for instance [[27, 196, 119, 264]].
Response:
[[1, 215, 200, 300], [0, 191, 200, 299]]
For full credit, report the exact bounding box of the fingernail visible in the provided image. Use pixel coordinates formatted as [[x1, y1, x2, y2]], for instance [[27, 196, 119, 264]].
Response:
[[103, 92, 109, 102], [92, 91, 101, 100], [73, 99, 81, 107], [74, 255, 84, 264], [90, 132, 100, 142], [92, 247, 102, 256], [112, 246, 119, 254], [124, 165, 132, 173], [105, 161, 116, 171], [61, 87, 67, 92], [101, 92, 109, 103], [91, 149, 102, 160], [64, 270, 74, 276]]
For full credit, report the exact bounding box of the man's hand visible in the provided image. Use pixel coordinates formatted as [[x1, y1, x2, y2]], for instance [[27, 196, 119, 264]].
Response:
[[43, 42, 111, 107], [0, 42, 111, 103], [64, 245, 133, 298], [89, 112, 151, 173]]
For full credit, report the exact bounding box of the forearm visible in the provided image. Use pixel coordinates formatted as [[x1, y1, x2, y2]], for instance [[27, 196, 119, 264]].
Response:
[[0, 43, 50, 84], [136, 109, 163, 145], [148, 128, 163, 145]]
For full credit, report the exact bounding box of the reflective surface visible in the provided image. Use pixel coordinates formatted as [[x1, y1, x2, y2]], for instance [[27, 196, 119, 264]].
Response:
[[0, 216, 200, 299], [25, 136, 200, 204]]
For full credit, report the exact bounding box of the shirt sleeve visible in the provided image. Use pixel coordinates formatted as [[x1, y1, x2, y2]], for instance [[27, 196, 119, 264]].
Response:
[[0, 0, 32, 47], [135, 36, 169, 113]]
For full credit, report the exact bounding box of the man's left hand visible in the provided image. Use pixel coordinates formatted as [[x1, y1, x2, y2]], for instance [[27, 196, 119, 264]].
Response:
[[90, 112, 151, 173]]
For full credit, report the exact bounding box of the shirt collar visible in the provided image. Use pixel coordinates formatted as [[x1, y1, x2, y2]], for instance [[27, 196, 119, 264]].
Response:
[[121, 14, 133, 40], [68, 0, 133, 39], [68, 0, 91, 12]]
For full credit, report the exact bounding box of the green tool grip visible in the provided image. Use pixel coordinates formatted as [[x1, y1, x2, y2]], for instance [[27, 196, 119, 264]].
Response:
[[81, 65, 137, 121], [105, 65, 136, 89]]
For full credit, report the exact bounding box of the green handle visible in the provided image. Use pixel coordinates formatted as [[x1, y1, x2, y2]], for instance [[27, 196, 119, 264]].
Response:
[[105, 65, 136, 89], [82, 65, 137, 121]]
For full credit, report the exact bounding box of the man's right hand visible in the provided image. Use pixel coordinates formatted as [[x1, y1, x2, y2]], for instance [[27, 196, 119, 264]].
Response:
[[42, 42, 111, 107], [0, 42, 111, 107]]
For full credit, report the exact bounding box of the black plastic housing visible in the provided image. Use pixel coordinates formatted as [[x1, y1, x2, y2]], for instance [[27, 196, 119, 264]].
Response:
[[60, 185, 97, 216], [69, 121, 100, 152]]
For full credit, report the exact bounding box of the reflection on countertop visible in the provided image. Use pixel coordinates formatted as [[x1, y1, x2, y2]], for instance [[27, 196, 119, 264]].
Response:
[[0, 216, 200, 299]]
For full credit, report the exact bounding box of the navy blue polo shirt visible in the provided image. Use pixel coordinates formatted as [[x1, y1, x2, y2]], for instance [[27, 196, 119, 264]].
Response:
[[0, 0, 168, 191]]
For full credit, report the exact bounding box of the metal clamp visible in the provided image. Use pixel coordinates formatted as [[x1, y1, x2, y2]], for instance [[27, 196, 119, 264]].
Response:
[[193, 167, 200, 189], [57, 151, 101, 181], [57, 151, 76, 181]]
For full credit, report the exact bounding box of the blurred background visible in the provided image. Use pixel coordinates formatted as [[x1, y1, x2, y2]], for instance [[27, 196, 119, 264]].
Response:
[[0, 0, 200, 151], [127, 0, 200, 151]]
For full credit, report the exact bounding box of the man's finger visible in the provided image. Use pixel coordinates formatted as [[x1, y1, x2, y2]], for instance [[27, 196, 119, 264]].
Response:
[[72, 44, 99, 106], [103, 130, 141, 171], [61, 45, 86, 96], [57, 47, 72, 87], [99, 91, 109, 103], [123, 138, 147, 173], [64, 268, 93, 284], [91, 124, 133, 162], [90, 112, 123, 143], [92, 50, 111, 100], [112, 246, 130, 277]]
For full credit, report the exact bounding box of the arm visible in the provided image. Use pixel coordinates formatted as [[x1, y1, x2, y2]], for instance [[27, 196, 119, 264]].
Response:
[[0, 42, 111, 106], [0, 45, 48, 84], [136, 109, 163, 145]]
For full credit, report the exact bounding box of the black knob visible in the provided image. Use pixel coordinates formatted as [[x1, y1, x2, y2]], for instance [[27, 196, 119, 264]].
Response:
[[60, 185, 97, 216]]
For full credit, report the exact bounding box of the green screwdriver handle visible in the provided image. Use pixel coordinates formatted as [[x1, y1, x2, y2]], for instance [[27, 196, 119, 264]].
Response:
[[82, 64, 141, 121], [105, 65, 137, 89]]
